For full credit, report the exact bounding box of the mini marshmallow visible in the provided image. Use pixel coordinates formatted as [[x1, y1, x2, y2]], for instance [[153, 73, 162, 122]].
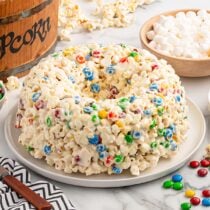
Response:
[[147, 10, 210, 58]]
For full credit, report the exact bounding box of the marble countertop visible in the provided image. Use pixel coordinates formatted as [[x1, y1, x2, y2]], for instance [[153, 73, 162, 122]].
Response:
[[1, 0, 210, 209]]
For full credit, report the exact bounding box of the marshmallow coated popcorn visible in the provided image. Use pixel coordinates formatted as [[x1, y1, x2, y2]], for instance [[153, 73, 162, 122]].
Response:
[[16, 44, 188, 176], [147, 10, 210, 59]]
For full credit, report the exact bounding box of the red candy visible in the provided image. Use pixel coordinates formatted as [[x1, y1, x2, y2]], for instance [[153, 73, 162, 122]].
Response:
[[197, 168, 208, 177], [92, 50, 100, 58], [189, 160, 200, 168], [151, 64, 158, 70], [119, 57, 128, 63], [202, 190, 210, 197], [190, 197, 201, 206], [108, 111, 117, 119], [200, 159, 210, 167]]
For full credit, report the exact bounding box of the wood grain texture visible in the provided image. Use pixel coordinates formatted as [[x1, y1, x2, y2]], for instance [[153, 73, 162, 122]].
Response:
[[0, 0, 59, 80], [0, 0, 45, 18], [139, 9, 210, 77], [3, 175, 52, 210]]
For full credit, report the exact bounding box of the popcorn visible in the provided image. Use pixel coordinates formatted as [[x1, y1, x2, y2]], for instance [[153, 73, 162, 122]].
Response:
[[16, 44, 188, 176], [58, 0, 157, 40], [5, 76, 20, 91], [146, 10, 210, 59]]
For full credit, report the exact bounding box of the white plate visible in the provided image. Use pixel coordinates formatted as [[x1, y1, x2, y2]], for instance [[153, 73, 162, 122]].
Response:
[[4, 98, 206, 188]]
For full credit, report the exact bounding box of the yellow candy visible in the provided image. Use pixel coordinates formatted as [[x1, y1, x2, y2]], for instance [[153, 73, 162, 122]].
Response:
[[134, 55, 140, 62], [98, 110, 108, 119], [161, 84, 168, 89], [63, 48, 75, 56], [156, 93, 164, 99], [115, 120, 124, 128], [185, 189, 196, 198]]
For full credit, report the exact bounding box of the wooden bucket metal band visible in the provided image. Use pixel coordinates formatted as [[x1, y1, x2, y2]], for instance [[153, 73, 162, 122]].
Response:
[[0, 40, 57, 81], [0, 0, 53, 25]]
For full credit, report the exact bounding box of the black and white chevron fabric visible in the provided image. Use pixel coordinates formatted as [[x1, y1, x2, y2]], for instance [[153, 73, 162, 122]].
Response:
[[0, 157, 76, 210]]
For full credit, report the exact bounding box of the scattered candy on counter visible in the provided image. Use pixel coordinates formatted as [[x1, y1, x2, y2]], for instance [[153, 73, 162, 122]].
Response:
[[162, 173, 183, 190], [185, 189, 195, 198], [190, 197, 200, 206], [202, 190, 210, 198], [189, 161, 200, 168], [180, 202, 191, 210], [202, 198, 210, 207], [197, 168, 208, 177]]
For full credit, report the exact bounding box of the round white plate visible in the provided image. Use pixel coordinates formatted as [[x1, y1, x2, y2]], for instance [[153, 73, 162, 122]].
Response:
[[4, 98, 206, 188]]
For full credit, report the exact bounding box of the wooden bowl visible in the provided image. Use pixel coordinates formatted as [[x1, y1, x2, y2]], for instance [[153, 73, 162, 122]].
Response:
[[140, 9, 210, 77]]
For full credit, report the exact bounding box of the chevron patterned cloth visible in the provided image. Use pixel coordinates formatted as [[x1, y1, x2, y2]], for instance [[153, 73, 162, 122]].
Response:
[[0, 157, 76, 210]]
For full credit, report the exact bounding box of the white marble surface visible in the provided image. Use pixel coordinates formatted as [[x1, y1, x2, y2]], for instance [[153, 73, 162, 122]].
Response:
[[1, 0, 210, 209]]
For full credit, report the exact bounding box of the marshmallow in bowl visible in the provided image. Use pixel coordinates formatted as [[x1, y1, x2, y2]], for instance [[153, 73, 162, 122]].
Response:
[[146, 10, 210, 59], [16, 44, 188, 176]]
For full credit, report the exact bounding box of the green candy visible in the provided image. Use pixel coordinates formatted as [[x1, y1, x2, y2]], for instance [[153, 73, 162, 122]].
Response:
[[66, 120, 71, 129], [91, 104, 98, 110], [150, 141, 158, 149], [181, 202, 191, 210], [157, 107, 164, 116], [115, 155, 124, 163], [0, 93, 3, 100], [163, 180, 174, 189], [173, 182, 183, 190], [129, 52, 138, 57], [164, 141, 170, 148], [117, 98, 129, 110], [157, 128, 166, 136], [26, 146, 34, 152], [0, 83, 2, 88], [46, 116, 52, 127], [124, 134, 134, 144], [149, 119, 157, 129], [52, 52, 59, 57], [91, 115, 100, 124]]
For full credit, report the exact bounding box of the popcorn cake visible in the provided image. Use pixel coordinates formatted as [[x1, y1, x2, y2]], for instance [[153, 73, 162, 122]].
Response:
[[16, 44, 188, 176]]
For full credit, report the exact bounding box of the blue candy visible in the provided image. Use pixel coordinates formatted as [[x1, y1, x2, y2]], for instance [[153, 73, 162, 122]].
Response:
[[175, 95, 181, 102], [149, 83, 158, 91], [84, 71, 94, 81], [74, 96, 81, 104], [170, 141, 177, 151], [96, 144, 106, 152], [172, 174, 183, 182], [165, 128, 173, 139], [68, 75, 75, 84], [44, 145, 51, 155], [83, 106, 93, 114], [132, 131, 141, 139], [169, 124, 176, 133], [85, 54, 91, 61], [99, 151, 107, 159], [106, 65, 116, 74], [153, 97, 163, 106], [32, 92, 41, 102], [112, 166, 123, 174], [88, 134, 100, 145], [43, 76, 49, 81], [91, 83, 100, 93], [129, 95, 136, 103], [202, 198, 210, 207], [143, 109, 152, 116], [82, 67, 90, 73]]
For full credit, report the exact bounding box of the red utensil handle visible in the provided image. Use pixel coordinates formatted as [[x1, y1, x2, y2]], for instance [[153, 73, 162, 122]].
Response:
[[3, 175, 52, 210]]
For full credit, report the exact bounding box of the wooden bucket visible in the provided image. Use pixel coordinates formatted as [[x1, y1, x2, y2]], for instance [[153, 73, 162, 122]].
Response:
[[0, 0, 59, 81]]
